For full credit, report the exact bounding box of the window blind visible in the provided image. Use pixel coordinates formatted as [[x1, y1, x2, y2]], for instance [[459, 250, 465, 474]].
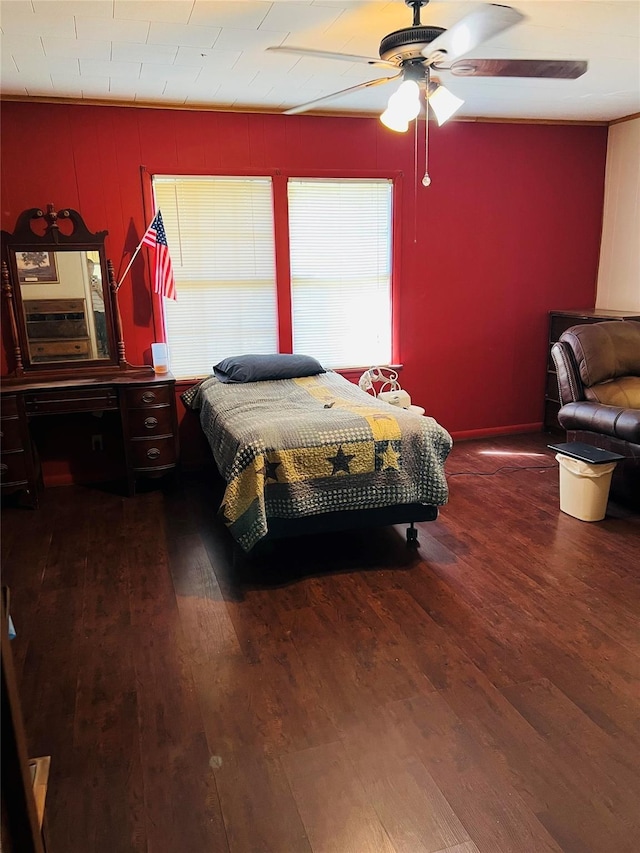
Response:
[[287, 179, 392, 368], [152, 176, 277, 379]]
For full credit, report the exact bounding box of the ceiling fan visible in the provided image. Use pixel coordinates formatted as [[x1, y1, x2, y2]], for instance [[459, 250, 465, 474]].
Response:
[[267, 0, 588, 127]]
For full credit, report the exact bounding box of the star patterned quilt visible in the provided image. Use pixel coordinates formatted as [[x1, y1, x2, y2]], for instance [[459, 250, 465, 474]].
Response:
[[182, 371, 452, 551]]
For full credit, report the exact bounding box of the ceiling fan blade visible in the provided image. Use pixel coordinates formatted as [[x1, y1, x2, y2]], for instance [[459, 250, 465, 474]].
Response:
[[423, 4, 525, 64], [266, 46, 395, 68], [448, 58, 588, 79], [283, 73, 401, 116]]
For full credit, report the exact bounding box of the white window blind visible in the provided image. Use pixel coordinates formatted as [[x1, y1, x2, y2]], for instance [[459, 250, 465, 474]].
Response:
[[288, 179, 392, 368], [152, 176, 277, 379]]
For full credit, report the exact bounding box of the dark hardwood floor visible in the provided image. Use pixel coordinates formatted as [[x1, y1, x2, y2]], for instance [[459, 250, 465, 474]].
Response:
[[2, 432, 639, 853]]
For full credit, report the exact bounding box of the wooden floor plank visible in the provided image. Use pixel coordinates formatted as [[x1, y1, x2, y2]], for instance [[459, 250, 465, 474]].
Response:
[[193, 640, 338, 759], [126, 493, 230, 853], [389, 693, 565, 853], [433, 843, 481, 853], [0, 518, 51, 681], [306, 585, 437, 704], [282, 740, 398, 853], [168, 532, 242, 664], [487, 602, 640, 749], [501, 678, 640, 832], [44, 765, 147, 853], [213, 748, 313, 853], [353, 585, 485, 692], [440, 673, 639, 853], [340, 708, 471, 853]]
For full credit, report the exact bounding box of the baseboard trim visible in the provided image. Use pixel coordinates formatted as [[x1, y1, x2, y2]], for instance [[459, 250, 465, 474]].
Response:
[[43, 474, 74, 487], [43, 473, 119, 487], [451, 422, 543, 441]]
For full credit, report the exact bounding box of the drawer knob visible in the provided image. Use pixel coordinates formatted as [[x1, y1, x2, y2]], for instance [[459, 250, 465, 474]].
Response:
[[147, 447, 161, 460], [141, 392, 156, 403], [144, 417, 158, 429]]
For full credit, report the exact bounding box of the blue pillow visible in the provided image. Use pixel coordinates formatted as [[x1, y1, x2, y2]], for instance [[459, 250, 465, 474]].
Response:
[[213, 353, 325, 384]]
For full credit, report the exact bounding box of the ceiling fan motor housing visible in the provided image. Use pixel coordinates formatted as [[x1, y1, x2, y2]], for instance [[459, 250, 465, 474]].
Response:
[[379, 26, 445, 64]]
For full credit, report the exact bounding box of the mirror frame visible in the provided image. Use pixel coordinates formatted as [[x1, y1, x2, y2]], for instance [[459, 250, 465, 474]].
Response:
[[1, 204, 129, 376]]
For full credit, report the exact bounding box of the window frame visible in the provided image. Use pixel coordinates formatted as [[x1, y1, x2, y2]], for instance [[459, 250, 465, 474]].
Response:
[[143, 167, 403, 380]]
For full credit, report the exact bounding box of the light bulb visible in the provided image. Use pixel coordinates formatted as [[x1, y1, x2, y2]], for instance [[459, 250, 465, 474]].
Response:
[[380, 107, 409, 132], [428, 84, 464, 126], [394, 79, 421, 120], [380, 78, 421, 132]]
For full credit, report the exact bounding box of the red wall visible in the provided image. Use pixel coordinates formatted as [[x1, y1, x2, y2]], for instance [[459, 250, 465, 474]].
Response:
[[1, 101, 607, 478]]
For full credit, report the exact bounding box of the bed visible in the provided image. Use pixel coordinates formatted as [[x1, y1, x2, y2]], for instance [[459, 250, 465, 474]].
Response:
[[182, 368, 452, 551]]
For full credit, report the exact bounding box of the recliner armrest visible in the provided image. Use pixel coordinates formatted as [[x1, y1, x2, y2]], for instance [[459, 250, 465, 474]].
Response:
[[551, 341, 583, 404], [558, 401, 640, 444]]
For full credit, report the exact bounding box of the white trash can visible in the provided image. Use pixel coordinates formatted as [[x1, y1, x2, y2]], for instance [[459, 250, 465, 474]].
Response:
[[555, 454, 618, 521]]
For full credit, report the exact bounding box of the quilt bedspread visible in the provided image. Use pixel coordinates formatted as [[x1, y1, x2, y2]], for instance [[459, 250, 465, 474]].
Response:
[[183, 371, 452, 551]]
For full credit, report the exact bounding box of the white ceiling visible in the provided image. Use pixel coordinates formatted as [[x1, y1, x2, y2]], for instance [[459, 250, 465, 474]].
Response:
[[1, 0, 639, 122]]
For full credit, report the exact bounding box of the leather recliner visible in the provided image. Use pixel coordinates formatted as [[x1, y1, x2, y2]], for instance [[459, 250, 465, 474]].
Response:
[[551, 320, 640, 506]]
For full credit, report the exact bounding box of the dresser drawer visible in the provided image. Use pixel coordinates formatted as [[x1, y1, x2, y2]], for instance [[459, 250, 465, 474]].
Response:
[[30, 339, 91, 359], [0, 416, 24, 452], [25, 387, 118, 415], [127, 407, 174, 437], [2, 395, 19, 416], [126, 384, 173, 408], [129, 436, 177, 471], [0, 451, 28, 486], [25, 299, 85, 314]]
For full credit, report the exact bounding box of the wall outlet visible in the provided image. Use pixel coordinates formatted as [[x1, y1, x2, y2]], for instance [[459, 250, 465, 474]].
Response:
[[91, 434, 104, 452]]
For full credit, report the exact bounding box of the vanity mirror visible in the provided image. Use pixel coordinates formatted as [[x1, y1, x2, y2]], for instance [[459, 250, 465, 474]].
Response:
[[1, 206, 179, 509], [1, 204, 128, 375]]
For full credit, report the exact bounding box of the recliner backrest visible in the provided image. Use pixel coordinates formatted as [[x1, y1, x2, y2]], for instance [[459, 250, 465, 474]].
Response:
[[560, 321, 640, 387]]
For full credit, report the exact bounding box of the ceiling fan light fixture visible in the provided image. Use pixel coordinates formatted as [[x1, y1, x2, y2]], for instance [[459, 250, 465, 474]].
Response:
[[393, 79, 422, 119], [380, 108, 410, 132], [428, 84, 465, 126], [380, 79, 421, 132]]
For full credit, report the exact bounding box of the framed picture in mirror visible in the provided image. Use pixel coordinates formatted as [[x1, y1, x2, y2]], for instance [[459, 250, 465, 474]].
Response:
[[16, 250, 58, 284]]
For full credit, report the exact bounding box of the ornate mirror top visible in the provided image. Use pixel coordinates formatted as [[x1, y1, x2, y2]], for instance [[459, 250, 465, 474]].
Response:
[[9, 204, 108, 245]]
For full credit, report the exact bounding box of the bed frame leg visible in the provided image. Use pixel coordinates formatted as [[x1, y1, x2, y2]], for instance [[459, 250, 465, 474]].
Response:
[[406, 522, 419, 546]]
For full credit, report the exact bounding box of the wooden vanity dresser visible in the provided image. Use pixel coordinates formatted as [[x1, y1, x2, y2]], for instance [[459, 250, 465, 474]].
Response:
[[1, 204, 179, 507], [1, 370, 178, 507]]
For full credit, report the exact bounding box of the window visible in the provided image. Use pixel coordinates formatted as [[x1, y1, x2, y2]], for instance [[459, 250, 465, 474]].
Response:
[[288, 179, 392, 368], [152, 175, 393, 379], [153, 177, 277, 379]]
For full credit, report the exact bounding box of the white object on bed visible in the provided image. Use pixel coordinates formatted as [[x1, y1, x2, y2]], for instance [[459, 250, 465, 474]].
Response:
[[358, 366, 413, 407], [359, 367, 413, 408], [378, 389, 412, 408]]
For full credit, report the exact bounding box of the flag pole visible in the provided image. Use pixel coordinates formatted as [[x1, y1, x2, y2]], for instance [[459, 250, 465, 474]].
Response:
[[115, 241, 145, 292]]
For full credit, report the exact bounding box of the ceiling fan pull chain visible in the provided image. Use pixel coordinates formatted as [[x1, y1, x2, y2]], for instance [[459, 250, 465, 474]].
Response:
[[422, 89, 431, 187], [414, 115, 419, 194]]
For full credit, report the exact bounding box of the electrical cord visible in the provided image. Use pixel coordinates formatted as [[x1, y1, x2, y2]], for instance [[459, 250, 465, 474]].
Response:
[[446, 463, 556, 477]]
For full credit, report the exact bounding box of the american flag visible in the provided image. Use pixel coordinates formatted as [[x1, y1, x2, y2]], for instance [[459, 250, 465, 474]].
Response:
[[141, 210, 177, 300]]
